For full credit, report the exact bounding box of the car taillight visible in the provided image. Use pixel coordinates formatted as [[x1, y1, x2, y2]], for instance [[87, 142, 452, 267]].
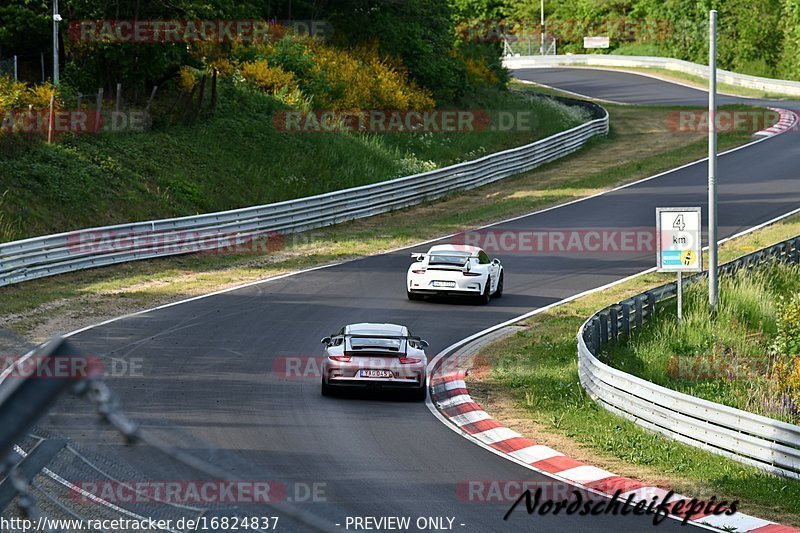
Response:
[[463, 271, 481, 276], [399, 357, 421, 364], [412, 269, 426, 274], [329, 355, 351, 362]]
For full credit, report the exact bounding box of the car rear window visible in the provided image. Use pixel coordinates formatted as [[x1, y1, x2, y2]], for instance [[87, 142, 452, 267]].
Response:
[[428, 253, 469, 265], [349, 337, 402, 351]]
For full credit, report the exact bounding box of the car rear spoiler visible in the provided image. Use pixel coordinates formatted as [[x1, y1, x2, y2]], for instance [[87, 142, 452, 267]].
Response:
[[340, 333, 427, 356], [411, 252, 479, 273]]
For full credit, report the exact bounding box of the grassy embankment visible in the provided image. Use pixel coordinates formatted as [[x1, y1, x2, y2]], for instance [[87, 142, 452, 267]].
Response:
[[604, 262, 800, 424], [0, 86, 588, 241]]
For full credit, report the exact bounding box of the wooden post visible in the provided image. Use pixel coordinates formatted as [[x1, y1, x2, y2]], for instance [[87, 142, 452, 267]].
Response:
[[144, 86, 158, 115], [94, 88, 104, 133], [47, 94, 55, 144], [143, 86, 158, 128], [115, 83, 122, 114], [197, 75, 207, 113], [166, 90, 185, 123], [210, 69, 217, 112], [182, 84, 198, 122], [28, 104, 34, 144]]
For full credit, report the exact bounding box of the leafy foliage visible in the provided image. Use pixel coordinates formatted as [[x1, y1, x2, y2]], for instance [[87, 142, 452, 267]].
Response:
[[501, 0, 800, 80]]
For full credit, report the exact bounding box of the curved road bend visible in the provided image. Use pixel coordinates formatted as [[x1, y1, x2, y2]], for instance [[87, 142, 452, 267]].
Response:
[[44, 69, 800, 531]]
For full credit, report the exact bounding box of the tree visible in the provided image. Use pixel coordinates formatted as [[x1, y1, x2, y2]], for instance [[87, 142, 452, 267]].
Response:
[[327, 0, 468, 102]]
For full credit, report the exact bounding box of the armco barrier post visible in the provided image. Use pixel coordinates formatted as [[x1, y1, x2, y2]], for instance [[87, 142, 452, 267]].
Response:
[[634, 296, 643, 328], [609, 307, 619, 343], [645, 292, 656, 320], [621, 302, 631, 337], [598, 313, 608, 346], [592, 317, 601, 353]]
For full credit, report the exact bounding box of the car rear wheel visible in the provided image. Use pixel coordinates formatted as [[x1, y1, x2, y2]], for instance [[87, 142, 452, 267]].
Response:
[[407, 290, 423, 301], [495, 272, 504, 298], [321, 378, 333, 396], [478, 278, 491, 305], [411, 386, 427, 401]]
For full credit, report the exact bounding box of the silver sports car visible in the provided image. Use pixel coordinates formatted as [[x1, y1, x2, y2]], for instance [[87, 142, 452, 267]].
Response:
[[320, 323, 429, 400]]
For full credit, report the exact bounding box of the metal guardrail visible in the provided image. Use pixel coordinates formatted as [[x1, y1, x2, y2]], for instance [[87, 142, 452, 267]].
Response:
[[578, 235, 800, 479], [0, 98, 608, 287], [504, 55, 800, 97]]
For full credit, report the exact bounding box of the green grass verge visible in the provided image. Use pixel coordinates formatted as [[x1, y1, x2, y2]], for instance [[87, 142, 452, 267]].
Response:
[[469, 215, 800, 526], [604, 261, 800, 425]]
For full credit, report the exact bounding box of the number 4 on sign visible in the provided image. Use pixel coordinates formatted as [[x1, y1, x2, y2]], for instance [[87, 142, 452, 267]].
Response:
[[673, 214, 686, 231]]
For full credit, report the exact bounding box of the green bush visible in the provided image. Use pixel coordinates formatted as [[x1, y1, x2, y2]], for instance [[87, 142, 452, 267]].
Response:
[[607, 262, 800, 423]]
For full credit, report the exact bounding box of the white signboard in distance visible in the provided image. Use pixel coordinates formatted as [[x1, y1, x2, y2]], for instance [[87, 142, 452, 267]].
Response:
[[656, 207, 702, 273], [584, 37, 610, 49]]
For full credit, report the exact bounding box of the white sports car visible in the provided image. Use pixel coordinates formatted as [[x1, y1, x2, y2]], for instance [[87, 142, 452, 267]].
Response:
[[406, 244, 503, 304]]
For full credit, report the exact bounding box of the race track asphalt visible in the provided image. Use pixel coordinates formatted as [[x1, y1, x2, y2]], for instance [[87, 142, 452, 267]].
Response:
[[45, 68, 800, 532]]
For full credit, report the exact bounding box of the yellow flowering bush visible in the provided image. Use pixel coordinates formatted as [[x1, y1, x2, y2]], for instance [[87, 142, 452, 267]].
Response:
[[305, 41, 434, 111], [197, 30, 434, 112], [464, 56, 499, 88], [240, 60, 298, 94], [770, 294, 800, 408], [0, 77, 57, 111], [176, 66, 199, 92]]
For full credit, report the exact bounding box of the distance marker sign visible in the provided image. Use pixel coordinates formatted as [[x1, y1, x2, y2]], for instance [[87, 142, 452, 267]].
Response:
[[656, 207, 702, 272]]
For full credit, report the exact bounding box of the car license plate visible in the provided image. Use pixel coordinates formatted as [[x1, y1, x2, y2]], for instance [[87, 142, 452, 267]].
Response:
[[360, 369, 394, 378], [432, 281, 456, 288]]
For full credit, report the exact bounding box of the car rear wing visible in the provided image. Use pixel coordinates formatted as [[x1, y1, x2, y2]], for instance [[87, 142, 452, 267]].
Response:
[[410, 252, 479, 259], [332, 333, 428, 356], [411, 252, 479, 272]]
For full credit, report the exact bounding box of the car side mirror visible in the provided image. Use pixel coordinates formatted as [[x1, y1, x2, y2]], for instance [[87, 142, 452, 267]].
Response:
[[321, 336, 331, 345], [420, 340, 429, 348], [492, 258, 501, 265]]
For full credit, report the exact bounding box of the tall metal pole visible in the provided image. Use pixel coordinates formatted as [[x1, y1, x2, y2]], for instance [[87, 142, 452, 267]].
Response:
[[708, 10, 718, 311], [52, 0, 59, 85], [540, 0, 545, 55]]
